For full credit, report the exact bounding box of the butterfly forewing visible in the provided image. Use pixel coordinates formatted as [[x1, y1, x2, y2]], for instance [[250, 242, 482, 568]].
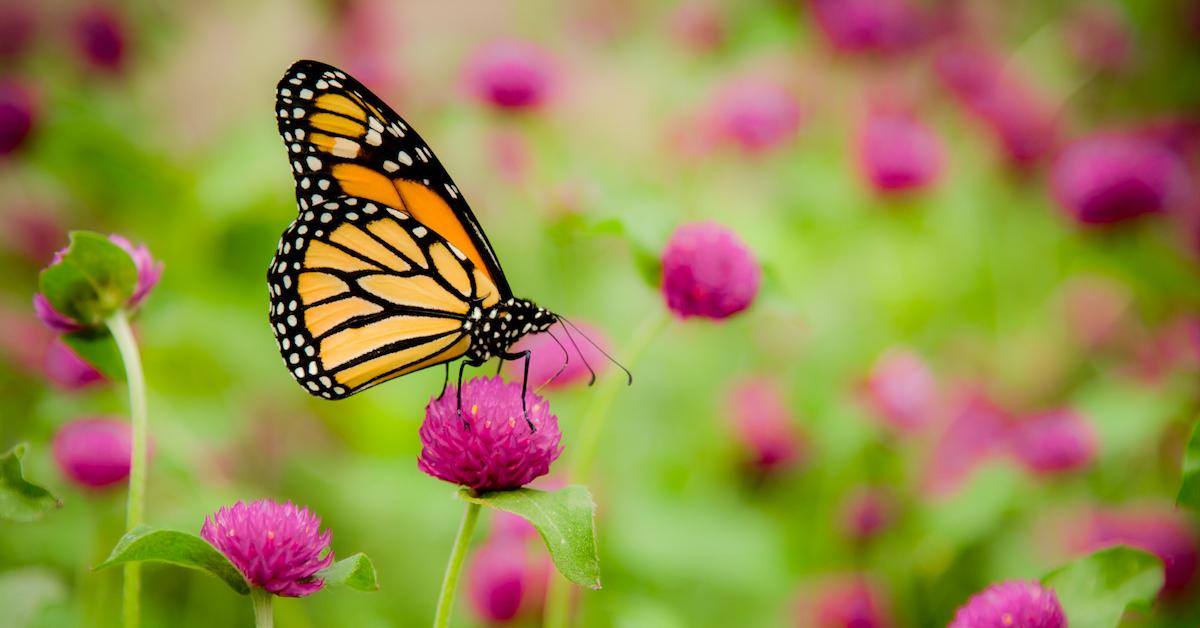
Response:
[[274, 59, 512, 296], [267, 196, 500, 398]]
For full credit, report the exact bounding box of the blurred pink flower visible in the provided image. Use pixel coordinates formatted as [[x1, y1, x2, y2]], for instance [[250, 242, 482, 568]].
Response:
[[935, 42, 1059, 165], [44, 337, 105, 390], [467, 537, 550, 623], [201, 499, 334, 597], [492, 510, 539, 542], [72, 5, 127, 73], [0, 79, 35, 156], [52, 417, 131, 489], [418, 376, 562, 491], [799, 574, 892, 628], [709, 77, 802, 155], [862, 115, 942, 189], [948, 581, 1066, 628], [1011, 409, 1096, 475], [924, 390, 1013, 497], [861, 348, 938, 432], [809, 0, 929, 54], [465, 40, 557, 111], [726, 377, 806, 475], [669, 1, 725, 53], [0, 3, 35, 61], [506, 320, 611, 390], [0, 305, 52, 373], [1066, 4, 1134, 73], [0, 205, 65, 265], [661, 222, 761, 320], [857, 107, 944, 193], [33, 233, 162, 331], [841, 487, 894, 542], [1088, 506, 1199, 598], [1050, 133, 1192, 226]]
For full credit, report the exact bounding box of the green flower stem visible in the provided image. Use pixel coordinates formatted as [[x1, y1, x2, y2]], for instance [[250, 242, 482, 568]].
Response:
[[433, 500, 481, 628], [251, 588, 274, 628], [106, 309, 148, 628], [546, 307, 668, 628]]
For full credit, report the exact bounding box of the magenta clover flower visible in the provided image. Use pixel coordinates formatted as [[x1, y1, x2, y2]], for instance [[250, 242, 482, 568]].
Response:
[[34, 233, 162, 332], [200, 499, 334, 597], [73, 5, 127, 73], [44, 337, 106, 390], [661, 222, 761, 320], [1051, 133, 1192, 226], [949, 581, 1066, 628], [1011, 409, 1097, 475], [464, 39, 557, 111], [726, 377, 805, 475], [0, 78, 35, 156], [810, 0, 930, 55], [709, 77, 802, 155], [861, 348, 938, 432], [466, 536, 550, 623], [857, 107, 944, 194], [418, 376, 562, 492], [52, 416, 132, 489]]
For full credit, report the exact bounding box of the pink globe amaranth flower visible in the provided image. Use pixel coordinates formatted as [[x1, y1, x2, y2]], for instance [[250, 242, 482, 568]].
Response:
[[467, 537, 550, 623], [418, 376, 562, 492], [33, 234, 162, 331], [52, 417, 131, 489], [800, 575, 892, 628], [709, 77, 802, 155], [72, 5, 126, 73], [949, 581, 1066, 628], [506, 320, 611, 390], [44, 337, 105, 390], [1011, 409, 1096, 475], [200, 499, 334, 597], [726, 377, 805, 474], [661, 222, 761, 320], [1051, 133, 1192, 226], [857, 108, 944, 193], [841, 487, 894, 541], [809, 0, 929, 54], [465, 40, 557, 111], [923, 390, 1013, 497], [861, 348, 938, 432], [0, 79, 35, 156], [1088, 506, 1198, 598]]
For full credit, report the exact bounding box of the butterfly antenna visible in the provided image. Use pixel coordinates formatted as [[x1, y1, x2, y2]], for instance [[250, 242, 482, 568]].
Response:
[[556, 316, 597, 385], [535, 326, 571, 394], [557, 315, 633, 385]]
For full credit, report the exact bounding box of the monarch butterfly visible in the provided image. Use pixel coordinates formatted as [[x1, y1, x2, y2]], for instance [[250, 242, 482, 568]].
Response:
[[267, 60, 619, 423]]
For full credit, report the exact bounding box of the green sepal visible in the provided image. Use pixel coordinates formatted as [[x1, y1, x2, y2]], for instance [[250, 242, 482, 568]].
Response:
[[37, 231, 137, 327]]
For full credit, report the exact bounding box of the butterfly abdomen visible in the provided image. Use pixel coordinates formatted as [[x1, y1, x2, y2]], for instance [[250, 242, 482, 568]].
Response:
[[465, 298, 556, 363]]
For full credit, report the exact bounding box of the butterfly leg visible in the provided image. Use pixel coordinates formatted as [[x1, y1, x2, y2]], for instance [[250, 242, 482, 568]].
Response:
[[499, 350, 534, 432], [456, 359, 484, 430], [436, 361, 451, 401]]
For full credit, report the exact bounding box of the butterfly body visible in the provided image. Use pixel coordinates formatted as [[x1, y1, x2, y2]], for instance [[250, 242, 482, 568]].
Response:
[[268, 60, 560, 400]]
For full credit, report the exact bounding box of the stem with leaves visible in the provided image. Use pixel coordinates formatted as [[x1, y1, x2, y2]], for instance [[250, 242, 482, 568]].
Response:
[[106, 309, 148, 628], [433, 501, 481, 628]]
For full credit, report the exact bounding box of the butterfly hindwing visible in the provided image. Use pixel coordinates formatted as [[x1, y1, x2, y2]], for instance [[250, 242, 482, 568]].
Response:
[[267, 195, 501, 398], [274, 59, 512, 297]]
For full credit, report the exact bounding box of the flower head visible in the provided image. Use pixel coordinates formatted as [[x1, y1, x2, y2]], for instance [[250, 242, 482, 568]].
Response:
[[1011, 409, 1096, 474], [923, 389, 1013, 496], [809, 0, 929, 55], [857, 107, 944, 193], [800, 574, 892, 628], [464, 39, 557, 111], [1051, 133, 1192, 226], [467, 537, 549, 623], [709, 77, 802, 155], [200, 499, 334, 597], [949, 581, 1066, 628], [0, 79, 35, 156], [506, 320, 611, 390], [52, 417, 131, 489], [861, 348, 937, 432], [726, 377, 805, 475], [34, 233, 162, 332], [841, 487, 894, 541], [661, 222, 761, 320], [418, 376, 562, 491], [72, 5, 126, 73], [44, 338, 105, 390]]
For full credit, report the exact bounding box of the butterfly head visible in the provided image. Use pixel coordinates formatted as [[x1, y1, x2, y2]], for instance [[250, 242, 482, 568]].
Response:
[[465, 297, 556, 362]]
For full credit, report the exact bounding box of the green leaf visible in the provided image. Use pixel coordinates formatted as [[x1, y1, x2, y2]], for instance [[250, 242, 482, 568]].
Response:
[[1177, 421, 1200, 513], [62, 329, 125, 381], [315, 553, 378, 592], [461, 486, 601, 589], [96, 526, 250, 595], [1043, 546, 1164, 628], [38, 231, 137, 327], [0, 443, 61, 523]]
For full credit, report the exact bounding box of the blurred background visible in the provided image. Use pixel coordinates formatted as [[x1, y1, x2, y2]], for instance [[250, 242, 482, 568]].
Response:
[[2, 0, 1200, 626]]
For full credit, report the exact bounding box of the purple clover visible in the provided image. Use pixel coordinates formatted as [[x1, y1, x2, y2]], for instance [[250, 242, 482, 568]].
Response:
[[0, 78, 35, 156], [52, 416, 131, 489], [841, 487, 894, 542], [466, 537, 549, 623], [418, 376, 562, 492], [661, 222, 761, 320], [857, 108, 944, 194], [33, 234, 162, 332], [809, 0, 929, 55], [1050, 133, 1192, 226], [923, 390, 1013, 497], [72, 5, 126, 73], [44, 337, 105, 390], [1011, 409, 1096, 475], [709, 77, 802, 155], [861, 348, 938, 432], [803, 574, 893, 628], [726, 377, 805, 475], [464, 39, 557, 111], [200, 499, 335, 597], [948, 581, 1066, 628]]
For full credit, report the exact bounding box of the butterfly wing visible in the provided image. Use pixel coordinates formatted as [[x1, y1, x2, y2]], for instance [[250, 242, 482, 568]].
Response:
[[274, 59, 513, 298], [267, 196, 501, 399]]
